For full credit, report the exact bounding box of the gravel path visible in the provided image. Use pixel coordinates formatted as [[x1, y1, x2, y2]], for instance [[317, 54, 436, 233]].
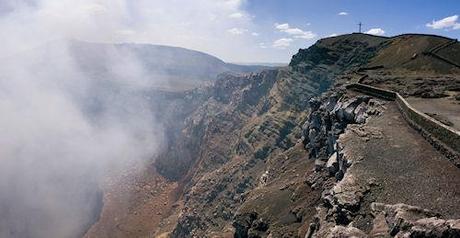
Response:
[[342, 100, 460, 218]]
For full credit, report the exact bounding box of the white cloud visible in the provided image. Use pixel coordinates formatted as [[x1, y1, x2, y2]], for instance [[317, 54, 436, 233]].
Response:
[[227, 27, 247, 35], [329, 33, 338, 37], [229, 12, 244, 18], [274, 23, 317, 40], [251, 32, 259, 36], [258, 42, 267, 48], [0, 0, 267, 62], [275, 23, 290, 30], [283, 28, 305, 35], [293, 30, 316, 39], [426, 15, 460, 30], [365, 28, 385, 36], [272, 38, 293, 49], [338, 12, 348, 16]]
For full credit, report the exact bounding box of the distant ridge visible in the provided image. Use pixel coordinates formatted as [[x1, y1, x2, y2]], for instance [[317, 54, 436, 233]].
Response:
[[1, 40, 273, 91], [70, 40, 271, 88]]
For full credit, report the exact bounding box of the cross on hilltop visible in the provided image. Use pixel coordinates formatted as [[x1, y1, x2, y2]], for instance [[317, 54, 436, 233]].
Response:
[[358, 22, 363, 33]]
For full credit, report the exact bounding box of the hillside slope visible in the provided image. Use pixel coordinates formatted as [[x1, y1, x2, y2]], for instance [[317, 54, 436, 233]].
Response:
[[0, 39, 274, 238], [86, 33, 460, 238], [69, 41, 270, 91]]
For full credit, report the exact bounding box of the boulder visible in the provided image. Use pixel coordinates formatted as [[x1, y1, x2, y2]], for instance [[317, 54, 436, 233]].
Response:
[[251, 218, 269, 232], [327, 226, 367, 238], [259, 171, 269, 186], [333, 102, 345, 122], [308, 128, 319, 144], [334, 96, 372, 124], [326, 133, 337, 155], [315, 159, 326, 171], [354, 102, 369, 124], [370, 203, 448, 237], [335, 170, 344, 181], [370, 212, 391, 238], [343, 104, 357, 123], [172, 214, 205, 237], [333, 175, 367, 211], [410, 217, 449, 237], [448, 219, 460, 231], [320, 95, 339, 112], [309, 98, 322, 111], [326, 153, 339, 176], [309, 112, 323, 130], [302, 121, 311, 139], [233, 212, 258, 238], [406, 218, 460, 237]]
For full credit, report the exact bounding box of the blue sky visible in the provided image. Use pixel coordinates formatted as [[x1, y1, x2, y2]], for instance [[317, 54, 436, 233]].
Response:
[[238, 0, 460, 62], [1, 0, 459, 63]]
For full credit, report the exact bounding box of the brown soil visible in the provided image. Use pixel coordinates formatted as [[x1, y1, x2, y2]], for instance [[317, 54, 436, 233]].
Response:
[[83, 34, 460, 237], [238, 143, 322, 237], [84, 163, 180, 238], [341, 101, 460, 220]]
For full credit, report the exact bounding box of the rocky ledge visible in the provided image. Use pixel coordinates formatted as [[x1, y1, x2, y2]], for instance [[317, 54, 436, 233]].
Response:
[[299, 88, 460, 238]]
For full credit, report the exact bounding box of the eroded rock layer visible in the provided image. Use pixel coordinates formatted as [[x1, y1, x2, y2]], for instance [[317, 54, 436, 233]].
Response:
[[87, 33, 460, 238]]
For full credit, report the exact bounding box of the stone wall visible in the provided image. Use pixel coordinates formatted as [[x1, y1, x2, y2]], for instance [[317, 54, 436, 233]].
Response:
[[347, 83, 460, 165], [346, 83, 396, 100]]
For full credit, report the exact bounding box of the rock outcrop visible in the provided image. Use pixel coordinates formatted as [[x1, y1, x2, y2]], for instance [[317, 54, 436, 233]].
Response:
[[314, 203, 460, 238], [85, 33, 460, 238], [301, 91, 384, 179], [154, 34, 395, 237], [298, 74, 460, 238]]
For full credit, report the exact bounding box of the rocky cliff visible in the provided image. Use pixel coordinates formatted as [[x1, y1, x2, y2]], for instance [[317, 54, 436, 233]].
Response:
[[86, 33, 460, 238]]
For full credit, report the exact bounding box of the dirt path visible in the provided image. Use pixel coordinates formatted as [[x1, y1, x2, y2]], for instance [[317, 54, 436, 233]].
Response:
[[341, 101, 460, 218], [84, 164, 180, 238]]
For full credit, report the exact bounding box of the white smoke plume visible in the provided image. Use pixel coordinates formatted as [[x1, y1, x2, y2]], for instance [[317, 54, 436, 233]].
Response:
[[0, 25, 162, 238], [0, 0, 250, 237]]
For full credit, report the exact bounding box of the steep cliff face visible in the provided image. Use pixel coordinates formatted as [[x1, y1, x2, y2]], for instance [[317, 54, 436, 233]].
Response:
[[150, 33, 399, 237], [86, 33, 460, 238], [156, 34, 388, 181]]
